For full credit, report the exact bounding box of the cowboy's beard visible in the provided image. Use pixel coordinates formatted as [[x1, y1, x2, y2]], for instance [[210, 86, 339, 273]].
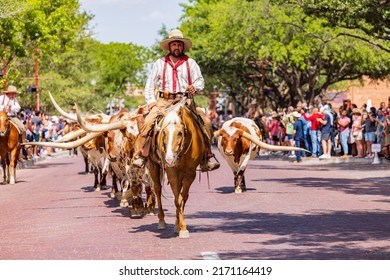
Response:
[[170, 48, 184, 58]]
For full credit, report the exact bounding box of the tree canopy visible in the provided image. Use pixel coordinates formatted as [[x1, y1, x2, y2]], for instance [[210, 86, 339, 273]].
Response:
[[180, 0, 390, 112], [0, 0, 154, 113], [271, 0, 390, 52], [1, 0, 389, 115]]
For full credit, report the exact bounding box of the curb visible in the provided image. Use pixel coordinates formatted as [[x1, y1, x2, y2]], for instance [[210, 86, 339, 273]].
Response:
[[16, 150, 72, 170], [257, 153, 390, 165]]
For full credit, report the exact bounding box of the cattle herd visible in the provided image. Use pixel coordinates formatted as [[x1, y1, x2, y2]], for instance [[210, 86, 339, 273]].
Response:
[[13, 93, 305, 238]]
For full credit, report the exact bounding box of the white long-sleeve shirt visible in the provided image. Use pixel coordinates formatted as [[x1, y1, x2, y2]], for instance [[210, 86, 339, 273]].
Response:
[[144, 56, 204, 105], [0, 94, 21, 116]]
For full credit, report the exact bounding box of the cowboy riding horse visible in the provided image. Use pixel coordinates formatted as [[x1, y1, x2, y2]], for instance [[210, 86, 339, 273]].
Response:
[[0, 111, 21, 184]]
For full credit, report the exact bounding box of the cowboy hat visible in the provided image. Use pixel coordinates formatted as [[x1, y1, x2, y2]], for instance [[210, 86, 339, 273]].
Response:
[[5, 85, 20, 94], [292, 111, 301, 118], [250, 99, 257, 105], [160, 29, 192, 52], [352, 108, 361, 115]]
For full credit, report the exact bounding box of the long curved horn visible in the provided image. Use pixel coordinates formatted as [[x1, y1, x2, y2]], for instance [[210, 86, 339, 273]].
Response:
[[75, 103, 124, 132], [48, 91, 77, 121], [241, 131, 309, 153], [213, 129, 221, 138], [54, 128, 86, 143], [22, 132, 103, 149]]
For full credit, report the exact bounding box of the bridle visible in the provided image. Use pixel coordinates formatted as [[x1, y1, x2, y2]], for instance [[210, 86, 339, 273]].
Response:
[[159, 99, 192, 167], [0, 114, 10, 137]]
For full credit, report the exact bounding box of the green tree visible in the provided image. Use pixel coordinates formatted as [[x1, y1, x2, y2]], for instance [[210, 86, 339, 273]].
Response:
[[0, 0, 28, 19], [20, 38, 154, 113], [271, 0, 390, 52], [0, 0, 91, 67], [1, 1, 163, 114], [180, 0, 390, 111]]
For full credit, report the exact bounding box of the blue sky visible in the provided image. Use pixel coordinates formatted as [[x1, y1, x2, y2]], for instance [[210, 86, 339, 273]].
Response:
[[79, 0, 189, 48]]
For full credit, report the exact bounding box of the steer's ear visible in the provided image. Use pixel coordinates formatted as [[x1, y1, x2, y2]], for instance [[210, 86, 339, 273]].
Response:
[[135, 114, 145, 131], [136, 105, 148, 116]]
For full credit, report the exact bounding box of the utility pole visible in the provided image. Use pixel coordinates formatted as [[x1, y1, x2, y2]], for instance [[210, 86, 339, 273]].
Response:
[[2, 46, 6, 92], [261, 61, 265, 111], [34, 48, 39, 111]]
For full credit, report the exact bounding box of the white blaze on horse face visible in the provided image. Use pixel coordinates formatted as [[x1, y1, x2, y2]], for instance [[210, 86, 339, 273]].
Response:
[[163, 110, 181, 166]]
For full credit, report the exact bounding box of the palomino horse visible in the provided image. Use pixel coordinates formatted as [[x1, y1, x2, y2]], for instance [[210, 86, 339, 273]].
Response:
[[0, 111, 21, 184], [148, 98, 205, 238]]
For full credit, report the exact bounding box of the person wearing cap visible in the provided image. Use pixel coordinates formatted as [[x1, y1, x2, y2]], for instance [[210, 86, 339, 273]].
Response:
[[247, 99, 268, 142], [292, 111, 303, 163], [0, 85, 26, 137], [318, 108, 332, 159], [301, 107, 323, 157], [337, 109, 351, 158], [269, 112, 281, 146], [133, 29, 219, 172], [282, 106, 296, 157], [246, 99, 263, 119], [351, 108, 364, 157]]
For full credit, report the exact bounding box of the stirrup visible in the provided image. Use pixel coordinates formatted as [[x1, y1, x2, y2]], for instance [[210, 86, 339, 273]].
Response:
[[199, 154, 220, 172]]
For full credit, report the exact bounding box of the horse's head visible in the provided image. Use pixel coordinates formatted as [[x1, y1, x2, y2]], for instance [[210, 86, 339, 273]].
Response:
[[0, 111, 10, 137], [158, 105, 186, 167]]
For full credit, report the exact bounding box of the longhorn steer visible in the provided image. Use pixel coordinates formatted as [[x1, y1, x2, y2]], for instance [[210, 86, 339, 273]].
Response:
[[215, 117, 307, 193], [76, 106, 155, 217], [49, 91, 111, 189]]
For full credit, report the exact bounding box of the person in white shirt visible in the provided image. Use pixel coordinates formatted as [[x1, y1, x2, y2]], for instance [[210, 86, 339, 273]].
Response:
[[133, 29, 219, 172], [0, 85, 26, 137]]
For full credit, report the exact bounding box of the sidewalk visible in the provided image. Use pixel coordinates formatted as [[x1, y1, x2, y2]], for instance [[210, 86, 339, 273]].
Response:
[[17, 149, 390, 169], [260, 151, 390, 165], [16, 149, 72, 170]]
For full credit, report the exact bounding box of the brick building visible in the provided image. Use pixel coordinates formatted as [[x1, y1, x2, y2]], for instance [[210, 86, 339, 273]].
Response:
[[325, 77, 390, 110]]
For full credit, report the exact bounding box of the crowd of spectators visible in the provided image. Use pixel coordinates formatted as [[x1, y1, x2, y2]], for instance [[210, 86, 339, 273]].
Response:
[[210, 97, 390, 164], [17, 97, 390, 165], [260, 98, 390, 163], [17, 109, 74, 162]]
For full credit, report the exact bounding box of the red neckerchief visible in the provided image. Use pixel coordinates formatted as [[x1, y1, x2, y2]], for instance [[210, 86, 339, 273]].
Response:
[[162, 54, 191, 92]]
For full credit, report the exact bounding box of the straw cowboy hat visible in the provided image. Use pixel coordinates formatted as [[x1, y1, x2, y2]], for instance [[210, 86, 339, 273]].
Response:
[[250, 99, 257, 105], [352, 108, 362, 115], [5, 85, 20, 94], [160, 29, 192, 52], [292, 111, 301, 118]]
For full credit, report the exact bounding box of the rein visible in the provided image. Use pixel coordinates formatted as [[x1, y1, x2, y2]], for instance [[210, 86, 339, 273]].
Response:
[[0, 115, 11, 137]]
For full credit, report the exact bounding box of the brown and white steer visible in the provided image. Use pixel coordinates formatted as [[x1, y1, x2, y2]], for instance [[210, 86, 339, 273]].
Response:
[[215, 117, 307, 193], [76, 106, 155, 217]]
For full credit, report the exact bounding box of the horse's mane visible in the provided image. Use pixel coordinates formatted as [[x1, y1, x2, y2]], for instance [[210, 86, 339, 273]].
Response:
[[161, 98, 191, 128]]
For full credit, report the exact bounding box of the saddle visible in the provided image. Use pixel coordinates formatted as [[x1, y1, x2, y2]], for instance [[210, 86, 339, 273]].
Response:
[[147, 102, 210, 160]]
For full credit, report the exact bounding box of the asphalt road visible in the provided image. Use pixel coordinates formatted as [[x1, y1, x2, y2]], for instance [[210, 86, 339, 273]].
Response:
[[0, 150, 389, 260]]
